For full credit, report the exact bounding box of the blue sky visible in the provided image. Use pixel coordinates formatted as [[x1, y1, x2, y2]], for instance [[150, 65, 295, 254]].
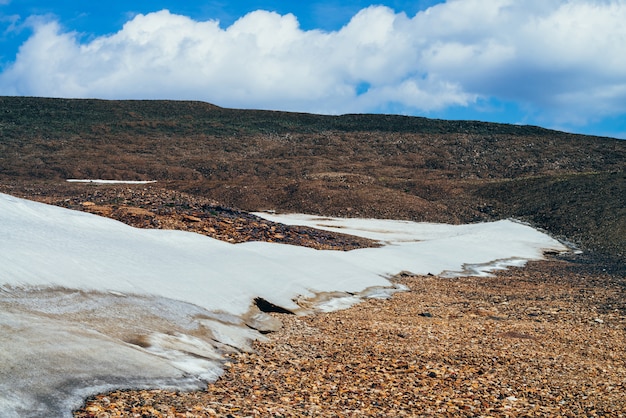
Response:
[[1, 0, 625, 139]]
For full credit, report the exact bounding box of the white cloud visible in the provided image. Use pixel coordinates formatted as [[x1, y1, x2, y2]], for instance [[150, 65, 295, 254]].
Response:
[[0, 1, 625, 124], [0, 7, 472, 113], [413, 0, 626, 125]]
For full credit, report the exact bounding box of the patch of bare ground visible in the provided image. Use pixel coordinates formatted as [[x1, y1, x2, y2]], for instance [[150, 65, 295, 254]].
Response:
[[2, 97, 624, 261], [0, 182, 378, 251], [2, 97, 624, 416], [75, 259, 626, 417]]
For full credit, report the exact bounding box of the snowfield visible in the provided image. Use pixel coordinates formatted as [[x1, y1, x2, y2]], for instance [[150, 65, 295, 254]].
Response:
[[66, 179, 158, 184], [0, 193, 568, 417]]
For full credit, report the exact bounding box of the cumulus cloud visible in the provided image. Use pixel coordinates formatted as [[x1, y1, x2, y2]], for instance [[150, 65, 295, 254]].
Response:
[[1, 1, 625, 126]]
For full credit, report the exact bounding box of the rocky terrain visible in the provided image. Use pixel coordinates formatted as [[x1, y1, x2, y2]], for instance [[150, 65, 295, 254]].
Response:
[[74, 259, 626, 417], [0, 96, 624, 416], [3, 183, 378, 251], [1, 96, 624, 263]]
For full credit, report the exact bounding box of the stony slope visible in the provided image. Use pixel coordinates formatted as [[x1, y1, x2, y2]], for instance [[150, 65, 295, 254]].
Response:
[[1, 96, 624, 264]]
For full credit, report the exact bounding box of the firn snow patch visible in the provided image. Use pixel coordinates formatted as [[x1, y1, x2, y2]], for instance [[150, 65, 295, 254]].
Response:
[[0, 193, 568, 417]]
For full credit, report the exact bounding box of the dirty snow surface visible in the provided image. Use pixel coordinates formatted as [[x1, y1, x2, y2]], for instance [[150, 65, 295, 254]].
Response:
[[0, 193, 568, 417]]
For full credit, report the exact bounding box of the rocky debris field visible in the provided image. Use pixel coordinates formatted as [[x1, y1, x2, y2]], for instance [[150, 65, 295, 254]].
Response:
[[1, 182, 378, 251], [75, 260, 626, 417], [2, 97, 624, 262], [2, 97, 624, 417], [2, 180, 624, 417]]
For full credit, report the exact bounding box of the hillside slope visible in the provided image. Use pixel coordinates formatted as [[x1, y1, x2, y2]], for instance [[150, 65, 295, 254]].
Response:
[[1, 96, 624, 263]]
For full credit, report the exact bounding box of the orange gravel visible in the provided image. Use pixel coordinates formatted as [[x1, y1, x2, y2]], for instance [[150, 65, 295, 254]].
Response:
[[75, 259, 626, 417]]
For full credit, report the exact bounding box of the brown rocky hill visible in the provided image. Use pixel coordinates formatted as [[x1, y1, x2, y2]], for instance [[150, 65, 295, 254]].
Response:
[[0, 96, 624, 267]]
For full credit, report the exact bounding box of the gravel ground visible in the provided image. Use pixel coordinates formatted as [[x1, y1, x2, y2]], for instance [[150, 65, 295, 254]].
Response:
[[6, 182, 623, 417], [75, 258, 626, 417], [4, 183, 379, 251]]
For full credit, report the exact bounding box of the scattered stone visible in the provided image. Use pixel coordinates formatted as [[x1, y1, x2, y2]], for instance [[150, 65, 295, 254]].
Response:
[[23, 185, 381, 251], [75, 260, 626, 418], [14, 184, 624, 418]]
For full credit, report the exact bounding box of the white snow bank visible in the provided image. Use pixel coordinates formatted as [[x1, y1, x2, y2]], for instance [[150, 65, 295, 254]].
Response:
[[66, 179, 157, 184], [0, 193, 568, 417], [252, 212, 566, 277]]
